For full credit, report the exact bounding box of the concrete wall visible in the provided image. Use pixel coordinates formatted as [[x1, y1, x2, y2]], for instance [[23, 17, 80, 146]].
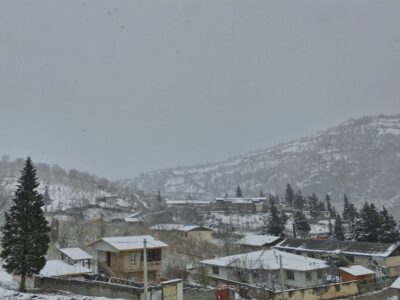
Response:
[[273, 281, 359, 300], [187, 230, 213, 242], [33, 276, 148, 300], [285, 269, 326, 289], [183, 287, 235, 300]]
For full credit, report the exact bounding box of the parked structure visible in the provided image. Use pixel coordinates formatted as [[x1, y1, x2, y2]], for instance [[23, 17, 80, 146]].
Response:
[[88, 235, 168, 283], [275, 238, 400, 277], [150, 224, 214, 242], [200, 249, 329, 290]]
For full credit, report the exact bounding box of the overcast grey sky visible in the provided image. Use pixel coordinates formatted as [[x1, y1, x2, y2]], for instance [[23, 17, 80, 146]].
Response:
[[0, 0, 399, 179]]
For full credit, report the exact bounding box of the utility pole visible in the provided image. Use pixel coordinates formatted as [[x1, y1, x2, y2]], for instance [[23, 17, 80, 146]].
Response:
[[100, 212, 104, 238], [279, 254, 285, 300], [143, 238, 149, 300]]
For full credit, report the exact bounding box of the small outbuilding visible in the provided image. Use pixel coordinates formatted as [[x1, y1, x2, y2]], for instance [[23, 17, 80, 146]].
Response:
[[59, 247, 93, 269], [339, 265, 375, 282]]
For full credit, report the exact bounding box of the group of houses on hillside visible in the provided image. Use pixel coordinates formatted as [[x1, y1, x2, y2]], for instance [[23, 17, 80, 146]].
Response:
[[20, 219, 400, 300]]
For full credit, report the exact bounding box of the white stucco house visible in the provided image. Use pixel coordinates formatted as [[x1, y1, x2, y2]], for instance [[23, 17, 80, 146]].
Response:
[[200, 249, 329, 290]]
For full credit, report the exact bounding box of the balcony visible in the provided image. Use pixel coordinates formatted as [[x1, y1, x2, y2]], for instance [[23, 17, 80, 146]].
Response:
[[123, 260, 162, 273], [139, 260, 162, 271]]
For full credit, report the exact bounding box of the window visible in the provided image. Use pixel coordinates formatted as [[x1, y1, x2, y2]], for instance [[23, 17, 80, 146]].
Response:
[[306, 272, 312, 281], [212, 266, 219, 275], [346, 255, 355, 263], [130, 253, 136, 266], [141, 249, 161, 262], [286, 270, 295, 280]]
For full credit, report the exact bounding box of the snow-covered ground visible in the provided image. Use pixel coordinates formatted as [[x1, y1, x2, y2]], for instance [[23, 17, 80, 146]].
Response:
[[0, 265, 122, 300], [0, 287, 124, 300]]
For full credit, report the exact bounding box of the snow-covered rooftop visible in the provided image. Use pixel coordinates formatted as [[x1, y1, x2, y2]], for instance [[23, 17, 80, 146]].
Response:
[[236, 235, 281, 247], [391, 276, 400, 289], [339, 265, 375, 276], [59, 248, 93, 261], [40, 260, 92, 277], [215, 197, 266, 204], [201, 249, 327, 272], [150, 223, 212, 232], [166, 199, 211, 205], [275, 238, 399, 258], [93, 235, 168, 251], [124, 217, 143, 223]]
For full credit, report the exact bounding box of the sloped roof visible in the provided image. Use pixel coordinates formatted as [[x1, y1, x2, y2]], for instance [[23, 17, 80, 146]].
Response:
[[236, 235, 281, 247], [275, 238, 399, 258], [215, 197, 266, 204], [150, 224, 213, 232], [59, 248, 93, 260], [201, 249, 327, 272], [339, 265, 375, 276], [91, 235, 168, 252], [391, 276, 400, 289], [40, 260, 92, 277], [166, 200, 211, 205]]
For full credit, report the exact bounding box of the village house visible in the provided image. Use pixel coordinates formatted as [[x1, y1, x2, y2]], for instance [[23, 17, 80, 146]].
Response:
[[275, 238, 400, 277], [89, 235, 168, 283], [165, 199, 212, 209], [199, 249, 329, 290], [235, 234, 283, 251], [213, 197, 267, 213], [339, 265, 375, 282], [150, 224, 214, 242]]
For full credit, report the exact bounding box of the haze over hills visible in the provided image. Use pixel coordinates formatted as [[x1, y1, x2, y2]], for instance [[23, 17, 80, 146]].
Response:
[[2, 114, 400, 214], [122, 114, 400, 210]]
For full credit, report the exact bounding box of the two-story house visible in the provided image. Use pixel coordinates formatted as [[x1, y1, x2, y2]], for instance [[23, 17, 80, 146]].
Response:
[[89, 235, 168, 283]]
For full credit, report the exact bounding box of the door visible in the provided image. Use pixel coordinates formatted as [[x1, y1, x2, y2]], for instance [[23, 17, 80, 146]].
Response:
[[162, 284, 177, 300], [106, 252, 111, 266]]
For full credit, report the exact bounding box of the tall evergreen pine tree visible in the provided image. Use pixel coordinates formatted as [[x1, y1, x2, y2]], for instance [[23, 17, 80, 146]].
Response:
[[236, 185, 243, 198], [285, 184, 294, 207], [293, 211, 311, 238], [1, 157, 50, 291], [266, 204, 285, 236], [379, 207, 400, 243], [333, 215, 345, 241], [156, 190, 162, 202], [294, 190, 306, 209], [353, 203, 380, 242]]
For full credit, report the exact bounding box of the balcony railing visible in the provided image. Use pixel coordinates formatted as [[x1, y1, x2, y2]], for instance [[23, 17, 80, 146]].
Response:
[[124, 260, 162, 272]]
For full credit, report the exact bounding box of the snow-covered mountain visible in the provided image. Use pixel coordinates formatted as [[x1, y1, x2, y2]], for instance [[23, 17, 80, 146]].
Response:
[[123, 114, 400, 210]]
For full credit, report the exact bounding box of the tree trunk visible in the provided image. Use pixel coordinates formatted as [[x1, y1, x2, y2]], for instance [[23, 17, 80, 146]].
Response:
[[19, 274, 26, 292]]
